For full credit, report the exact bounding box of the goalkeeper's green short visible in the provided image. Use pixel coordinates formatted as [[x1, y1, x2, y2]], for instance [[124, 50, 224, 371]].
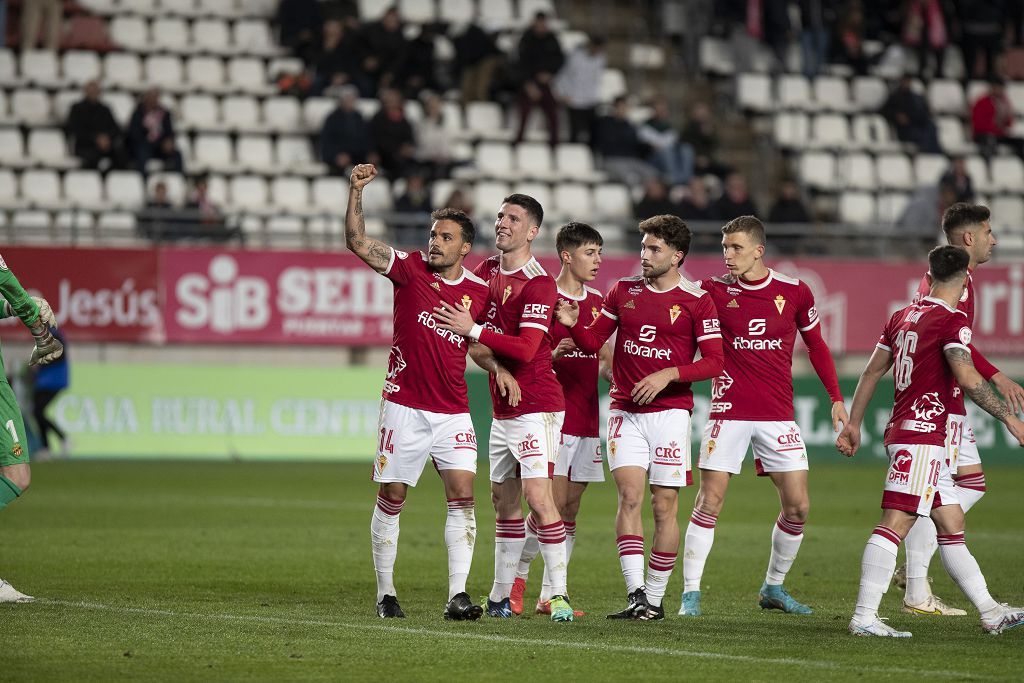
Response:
[[0, 382, 29, 466]]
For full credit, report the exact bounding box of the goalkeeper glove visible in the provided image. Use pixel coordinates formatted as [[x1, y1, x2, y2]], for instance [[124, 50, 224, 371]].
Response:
[[2, 296, 58, 328], [28, 323, 63, 366]]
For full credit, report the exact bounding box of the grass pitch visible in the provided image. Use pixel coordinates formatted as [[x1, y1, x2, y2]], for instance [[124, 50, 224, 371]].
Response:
[[2, 460, 1023, 681]]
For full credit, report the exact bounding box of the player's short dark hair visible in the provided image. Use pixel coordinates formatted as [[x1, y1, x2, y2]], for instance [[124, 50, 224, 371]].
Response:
[[555, 221, 603, 254], [721, 215, 766, 245], [941, 202, 990, 242], [639, 214, 691, 255], [928, 244, 970, 283], [502, 193, 544, 228], [430, 207, 475, 244]]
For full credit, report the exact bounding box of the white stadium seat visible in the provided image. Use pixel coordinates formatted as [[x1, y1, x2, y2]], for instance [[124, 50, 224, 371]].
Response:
[[876, 192, 911, 223], [270, 176, 311, 212], [474, 181, 510, 216], [151, 17, 191, 52], [104, 53, 143, 89], [439, 0, 474, 24], [913, 154, 948, 185], [109, 16, 150, 51], [875, 153, 915, 191], [11, 89, 51, 124], [398, 0, 437, 23], [472, 142, 515, 180], [736, 73, 773, 112], [63, 170, 105, 209], [841, 152, 876, 191], [361, 177, 393, 213], [989, 156, 1024, 193], [262, 96, 301, 132], [479, 0, 514, 26], [553, 183, 592, 217], [20, 169, 62, 206], [839, 191, 876, 224], [27, 128, 73, 167], [237, 134, 274, 171], [991, 196, 1024, 231], [0, 128, 26, 167], [62, 50, 102, 85], [515, 142, 555, 180], [465, 101, 506, 138], [798, 152, 837, 191], [275, 136, 319, 173], [179, 93, 221, 130], [222, 94, 262, 131], [773, 112, 809, 149], [778, 74, 815, 111], [813, 76, 853, 112], [593, 183, 631, 218], [233, 20, 277, 55], [927, 79, 966, 115], [147, 172, 187, 205], [0, 48, 18, 86], [0, 169, 20, 208], [185, 56, 227, 92], [851, 76, 888, 111], [144, 54, 185, 90], [311, 176, 346, 212], [105, 171, 146, 209], [555, 143, 602, 181], [810, 114, 851, 150], [192, 18, 232, 54], [965, 156, 994, 194], [105, 91, 137, 126], [850, 114, 900, 152], [302, 97, 334, 131], [193, 133, 234, 171], [230, 175, 270, 211], [20, 50, 62, 87], [227, 57, 273, 95]]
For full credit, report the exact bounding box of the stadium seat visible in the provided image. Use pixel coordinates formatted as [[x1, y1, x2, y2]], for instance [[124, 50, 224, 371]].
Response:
[[265, 214, 306, 246], [555, 143, 603, 182], [11, 89, 51, 124], [355, 98, 380, 120], [798, 152, 838, 191], [773, 112, 809, 149], [840, 152, 876, 191], [222, 94, 263, 131], [237, 134, 274, 172], [229, 175, 270, 212], [185, 56, 227, 93], [20, 169, 62, 207], [311, 176, 346, 212], [465, 101, 506, 138], [473, 181, 509, 217], [965, 80, 989, 109], [876, 192, 911, 223], [96, 211, 138, 236], [989, 156, 1024, 193], [233, 20, 278, 56], [875, 153, 915, 190], [0, 128, 27, 168], [151, 17, 191, 52], [478, 0, 514, 26], [927, 79, 966, 115], [262, 96, 302, 132], [850, 114, 900, 152], [628, 43, 665, 70], [179, 93, 222, 131], [430, 178, 456, 208], [937, 116, 976, 156], [913, 154, 948, 185], [206, 174, 229, 206], [192, 18, 232, 54], [515, 142, 555, 180], [0, 169, 20, 208], [599, 69, 627, 102], [20, 50, 62, 88], [965, 156, 994, 194], [104, 53, 144, 89], [851, 76, 888, 111], [736, 73, 773, 112], [63, 169, 105, 209], [357, 0, 388, 21], [119, 0, 159, 15], [144, 55, 185, 91], [11, 210, 53, 237], [302, 97, 334, 131], [810, 114, 851, 149], [54, 210, 97, 243], [62, 50, 102, 86], [105, 91, 137, 126], [838, 191, 876, 224], [27, 128, 73, 168], [438, 0, 474, 23], [160, 0, 199, 16], [227, 57, 274, 95], [204, 0, 246, 19], [193, 133, 235, 172], [552, 182, 592, 217], [0, 48, 18, 86], [147, 172, 187, 205], [512, 182, 552, 214], [593, 183, 631, 219], [110, 16, 150, 51], [991, 196, 1024, 230], [699, 37, 736, 76], [778, 74, 815, 111], [813, 76, 853, 112], [106, 171, 146, 209], [275, 136, 321, 174], [398, 0, 436, 23], [471, 141, 515, 180], [1007, 82, 1024, 114], [271, 176, 311, 213], [520, 0, 557, 20]]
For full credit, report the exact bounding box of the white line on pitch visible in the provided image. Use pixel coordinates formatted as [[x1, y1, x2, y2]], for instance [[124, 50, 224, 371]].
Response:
[[36, 599, 995, 680]]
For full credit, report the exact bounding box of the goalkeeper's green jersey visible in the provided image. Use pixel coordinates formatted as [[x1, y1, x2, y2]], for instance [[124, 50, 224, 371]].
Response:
[[0, 255, 42, 373]]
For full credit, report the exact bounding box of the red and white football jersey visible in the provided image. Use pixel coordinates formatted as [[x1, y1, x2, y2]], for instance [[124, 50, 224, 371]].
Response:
[[877, 296, 973, 447], [474, 255, 565, 419], [381, 249, 489, 413], [702, 270, 818, 420], [914, 270, 974, 416], [600, 275, 720, 413], [552, 285, 604, 438]]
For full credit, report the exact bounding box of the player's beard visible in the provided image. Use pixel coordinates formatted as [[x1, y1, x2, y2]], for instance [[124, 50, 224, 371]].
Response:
[[642, 261, 671, 279], [427, 251, 457, 272]]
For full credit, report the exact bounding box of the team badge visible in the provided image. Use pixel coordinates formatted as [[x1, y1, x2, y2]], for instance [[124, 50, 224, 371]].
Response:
[[706, 439, 715, 456], [609, 440, 617, 457], [727, 298, 739, 308], [669, 304, 681, 324], [502, 285, 513, 304], [11, 444, 21, 457], [623, 300, 635, 310], [461, 294, 472, 310], [376, 454, 388, 471], [430, 281, 441, 291], [774, 295, 786, 314], [925, 486, 933, 500], [591, 306, 599, 321]]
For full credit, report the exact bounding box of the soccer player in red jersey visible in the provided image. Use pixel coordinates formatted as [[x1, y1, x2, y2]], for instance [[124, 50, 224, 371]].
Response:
[[511, 222, 611, 616], [679, 216, 847, 617], [896, 203, 1024, 616], [345, 164, 506, 621], [433, 194, 576, 622], [556, 215, 724, 620], [838, 245, 1024, 637]]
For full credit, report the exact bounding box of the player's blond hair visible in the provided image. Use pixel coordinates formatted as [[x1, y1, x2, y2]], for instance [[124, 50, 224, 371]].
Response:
[[721, 215, 766, 245]]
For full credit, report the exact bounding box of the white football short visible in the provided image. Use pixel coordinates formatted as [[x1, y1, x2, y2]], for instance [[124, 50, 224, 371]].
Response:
[[698, 419, 809, 475], [489, 411, 564, 483], [881, 443, 958, 516], [373, 399, 477, 486], [606, 409, 692, 488], [554, 434, 605, 483], [946, 414, 981, 470]]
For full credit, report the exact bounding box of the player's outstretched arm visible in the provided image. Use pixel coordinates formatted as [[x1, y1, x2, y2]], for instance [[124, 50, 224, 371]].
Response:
[[836, 347, 893, 457], [946, 347, 1024, 445], [0, 268, 63, 366], [344, 164, 393, 274], [469, 342, 521, 407]]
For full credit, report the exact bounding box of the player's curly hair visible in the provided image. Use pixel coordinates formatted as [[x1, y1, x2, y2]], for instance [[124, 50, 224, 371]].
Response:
[[721, 215, 766, 245], [502, 193, 544, 228], [639, 214, 691, 255], [928, 244, 970, 283], [430, 208, 475, 244], [941, 203, 990, 242], [556, 222, 603, 255]]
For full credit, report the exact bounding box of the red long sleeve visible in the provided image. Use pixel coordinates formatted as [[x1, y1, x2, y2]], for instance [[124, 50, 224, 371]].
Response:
[[970, 343, 999, 381], [801, 323, 843, 403], [676, 336, 724, 382], [568, 311, 617, 354], [478, 326, 545, 363]]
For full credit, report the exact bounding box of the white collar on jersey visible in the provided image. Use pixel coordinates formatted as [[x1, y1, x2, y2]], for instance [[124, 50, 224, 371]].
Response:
[[644, 273, 699, 294], [499, 256, 545, 278], [420, 251, 469, 285], [921, 295, 959, 313], [557, 285, 587, 301], [736, 269, 775, 291]]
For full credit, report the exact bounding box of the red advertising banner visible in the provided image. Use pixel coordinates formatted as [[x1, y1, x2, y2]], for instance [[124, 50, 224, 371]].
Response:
[[0, 246, 162, 343]]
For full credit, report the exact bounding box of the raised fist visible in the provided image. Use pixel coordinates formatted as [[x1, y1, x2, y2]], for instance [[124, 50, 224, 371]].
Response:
[[350, 164, 378, 190]]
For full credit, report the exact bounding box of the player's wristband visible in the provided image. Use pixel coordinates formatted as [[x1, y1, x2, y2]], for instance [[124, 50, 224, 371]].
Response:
[[467, 324, 484, 341]]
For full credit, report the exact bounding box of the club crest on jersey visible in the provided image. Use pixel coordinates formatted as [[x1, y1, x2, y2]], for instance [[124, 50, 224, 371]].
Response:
[[609, 440, 617, 457], [376, 454, 388, 471], [430, 281, 441, 291], [11, 443, 21, 456], [727, 298, 739, 308], [774, 295, 786, 314], [502, 285, 512, 304], [623, 300, 636, 310], [461, 294, 472, 309], [591, 306, 600, 321], [706, 439, 716, 456], [669, 304, 681, 324]]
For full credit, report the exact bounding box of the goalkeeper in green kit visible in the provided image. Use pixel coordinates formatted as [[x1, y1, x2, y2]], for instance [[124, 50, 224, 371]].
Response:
[[0, 252, 63, 602]]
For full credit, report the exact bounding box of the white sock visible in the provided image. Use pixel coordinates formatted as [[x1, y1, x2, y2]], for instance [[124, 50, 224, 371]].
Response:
[[682, 510, 716, 593], [954, 473, 986, 512], [852, 526, 900, 623], [564, 520, 577, 565], [371, 494, 404, 602], [938, 532, 999, 616], [616, 534, 645, 593], [538, 520, 576, 602], [765, 513, 805, 586], [645, 551, 677, 607], [445, 497, 476, 601], [490, 518, 526, 602], [903, 515, 937, 605], [537, 520, 568, 597], [516, 513, 540, 582]]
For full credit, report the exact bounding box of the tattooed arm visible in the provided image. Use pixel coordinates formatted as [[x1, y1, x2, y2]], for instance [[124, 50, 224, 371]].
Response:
[[946, 346, 1024, 446], [345, 164, 393, 273]]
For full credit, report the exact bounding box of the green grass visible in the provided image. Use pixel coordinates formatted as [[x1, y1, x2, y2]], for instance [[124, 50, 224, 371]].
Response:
[[2, 460, 1023, 681]]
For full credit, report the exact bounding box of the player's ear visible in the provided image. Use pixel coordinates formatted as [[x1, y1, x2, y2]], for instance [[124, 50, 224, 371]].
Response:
[[925, 271, 935, 287]]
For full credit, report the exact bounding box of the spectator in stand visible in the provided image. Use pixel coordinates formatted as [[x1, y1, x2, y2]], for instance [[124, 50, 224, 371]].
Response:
[[902, 0, 948, 80], [515, 12, 564, 146], [713, 172, 759, 220], [312, 19, 367, 96], [127, 88, 184, 175], [594, 96, 659, 186], [799, 0, 837, 78], [393, 173, 432, 245], [453, 19, 502, 103], [677, 175, 714, 221], [554, 36, 607, 145], [897, 179, 958, 241], [320, 85, 377, 176], [759, 0, 794, 72], [881, 75, 942, 154], [370, 87, 416, 179], [395, 25, 439, 98], [415, 91, 454, 180], [638, 95, 695, 186], [138, 180, 179, 240], [634, 179, 679, 220], [275, 0, 322, 64], [65, 80, 128, 171], [768, 179, 813, 223], [681, 101, 730, 179], [956, 0, 1006, 81], [971, 78, 1024, 158], [939, 156, 975, 202], [185, 175, 243, 243], [20, 0, 61, 51], [834, 3, 870, 76], [357, 6, 408, 92]]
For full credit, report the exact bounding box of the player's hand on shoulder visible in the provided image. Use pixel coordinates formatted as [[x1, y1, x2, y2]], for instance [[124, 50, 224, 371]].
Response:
[[555, 299, 579, 327], [350, 164, 378, 189], [831, 400, 849, 433], [432, 300, 474, 336], [631, 368, 673, 406], [495, 368, 521, 407], [552, 338, 576, 359]]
